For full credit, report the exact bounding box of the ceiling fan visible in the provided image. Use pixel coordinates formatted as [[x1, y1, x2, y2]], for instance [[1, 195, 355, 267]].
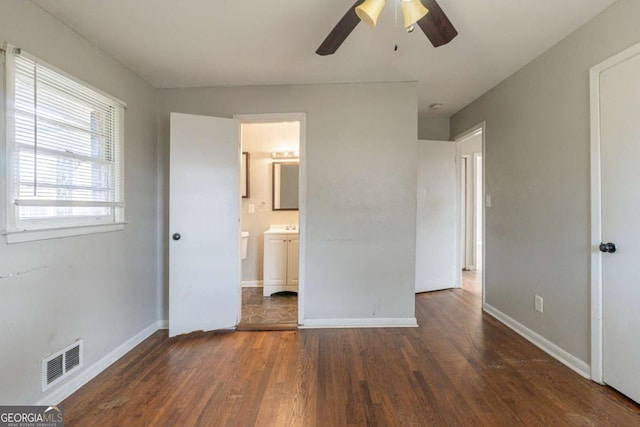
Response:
[[316, 0, 458, 56]]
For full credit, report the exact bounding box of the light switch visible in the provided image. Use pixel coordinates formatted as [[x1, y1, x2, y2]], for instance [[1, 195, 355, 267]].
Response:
[[486, 195, 492, 207], [248, 204, 255, 214]]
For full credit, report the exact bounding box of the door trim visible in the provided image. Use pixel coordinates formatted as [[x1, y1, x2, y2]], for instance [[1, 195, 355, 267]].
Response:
[[589, 41, 640, 384], [472, 152, 483, 271], [461, 154, 470, 270], [233, 112, 307, 326], [460, 153, 478, 271], [453, 122, 486, 307]]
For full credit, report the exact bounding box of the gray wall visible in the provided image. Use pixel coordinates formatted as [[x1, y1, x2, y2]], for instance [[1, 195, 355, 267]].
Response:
[[158, 82, 418, 322], [0, 0, 158, 404], [418, 116, 450, 141], [451, 0, 640, 364], [459, 132, 482, 155]]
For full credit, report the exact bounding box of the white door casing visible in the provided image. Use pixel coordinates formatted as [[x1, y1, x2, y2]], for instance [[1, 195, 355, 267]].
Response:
[[591, 48, 640, 404], [460, 156, 468, 269], [415, 140, 458, 292], [457, 131, 483, 272], [169, 112, 240, 337], [462, 154, 475, 270], [473, 153, 484, 270], [453, 123, 486, 305]]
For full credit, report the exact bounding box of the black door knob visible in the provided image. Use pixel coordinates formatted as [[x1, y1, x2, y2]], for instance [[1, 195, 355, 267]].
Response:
[[172, 233, 181, 241], [599, 242, 616, 253]]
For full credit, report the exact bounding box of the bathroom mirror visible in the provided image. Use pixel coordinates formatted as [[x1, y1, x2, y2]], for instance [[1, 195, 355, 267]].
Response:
[[272, 162, 299, 211], [241, 152, 250, 198]]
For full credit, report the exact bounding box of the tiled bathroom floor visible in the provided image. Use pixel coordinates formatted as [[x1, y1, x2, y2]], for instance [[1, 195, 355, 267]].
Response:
[[238, 288, 297, 329]]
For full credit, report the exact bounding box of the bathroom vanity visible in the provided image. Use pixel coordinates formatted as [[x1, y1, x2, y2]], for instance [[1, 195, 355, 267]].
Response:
[[263, 225, 299, 296]]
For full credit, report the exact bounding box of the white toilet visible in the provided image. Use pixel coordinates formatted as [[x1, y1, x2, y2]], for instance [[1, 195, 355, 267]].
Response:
[[241, 232, 249, 260]]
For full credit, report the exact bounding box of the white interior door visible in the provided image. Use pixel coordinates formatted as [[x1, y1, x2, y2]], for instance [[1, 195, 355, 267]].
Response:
[[600, 51, 640, 403], [169, 112, 240, 337], [415, 140, 457, 292]]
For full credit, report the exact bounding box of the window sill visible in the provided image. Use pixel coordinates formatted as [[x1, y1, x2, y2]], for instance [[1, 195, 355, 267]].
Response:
[[3, 222, 127, 244]]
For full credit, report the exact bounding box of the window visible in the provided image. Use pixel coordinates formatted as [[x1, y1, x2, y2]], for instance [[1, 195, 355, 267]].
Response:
[[3, 46, 126, 243]]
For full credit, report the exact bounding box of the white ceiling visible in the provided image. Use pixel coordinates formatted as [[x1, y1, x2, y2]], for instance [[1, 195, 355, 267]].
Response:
[[32, 0, 617, 117]]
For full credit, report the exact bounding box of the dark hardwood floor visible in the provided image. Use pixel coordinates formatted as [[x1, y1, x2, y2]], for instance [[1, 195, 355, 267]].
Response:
[[62, 272, 640, 426]]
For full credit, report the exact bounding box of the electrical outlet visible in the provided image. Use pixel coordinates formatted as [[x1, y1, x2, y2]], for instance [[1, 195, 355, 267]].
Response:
[[535, 295, 543, 313], [248, 204, 255, 214], [486, 195, 492, 207]]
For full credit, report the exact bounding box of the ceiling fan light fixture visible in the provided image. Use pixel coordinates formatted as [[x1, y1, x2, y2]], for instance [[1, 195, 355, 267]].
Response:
[[400, 0, 429, 30], [355, 0, 386, 27]]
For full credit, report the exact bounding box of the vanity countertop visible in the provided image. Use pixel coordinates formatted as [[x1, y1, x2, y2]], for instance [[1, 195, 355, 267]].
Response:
[[264, 225, 299, 235]]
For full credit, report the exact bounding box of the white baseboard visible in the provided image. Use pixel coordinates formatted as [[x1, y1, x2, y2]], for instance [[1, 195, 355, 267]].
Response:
[[36, 320, 165, 405], [241, 280, 263, 288], [300, 317, 418, 329], [483, 304, 590, 379]]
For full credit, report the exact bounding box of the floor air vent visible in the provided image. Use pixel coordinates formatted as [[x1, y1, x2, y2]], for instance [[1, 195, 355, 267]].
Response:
[[42, 340, 83, 391]]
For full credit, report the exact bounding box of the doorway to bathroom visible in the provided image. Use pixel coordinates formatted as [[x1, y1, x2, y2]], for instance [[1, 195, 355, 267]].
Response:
[[235, 113, 305, 330], [455, 124, 485, 302]]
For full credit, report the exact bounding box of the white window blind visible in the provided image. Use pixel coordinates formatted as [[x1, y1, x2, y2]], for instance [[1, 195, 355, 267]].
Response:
[[8, 49, 125, 228]]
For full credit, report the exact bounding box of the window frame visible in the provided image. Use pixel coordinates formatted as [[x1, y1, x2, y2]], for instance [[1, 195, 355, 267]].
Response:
[[2, 44, 127, 243]]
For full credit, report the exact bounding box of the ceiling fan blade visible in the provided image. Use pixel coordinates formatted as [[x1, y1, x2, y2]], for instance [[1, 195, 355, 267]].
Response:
[[417, 0, 458, 47], [316, 1, 363, 56]]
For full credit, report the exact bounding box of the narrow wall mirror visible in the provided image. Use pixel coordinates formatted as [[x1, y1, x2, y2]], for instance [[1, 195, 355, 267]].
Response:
[[272, 162, 299, 210], [241, 152, 249, 198]]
